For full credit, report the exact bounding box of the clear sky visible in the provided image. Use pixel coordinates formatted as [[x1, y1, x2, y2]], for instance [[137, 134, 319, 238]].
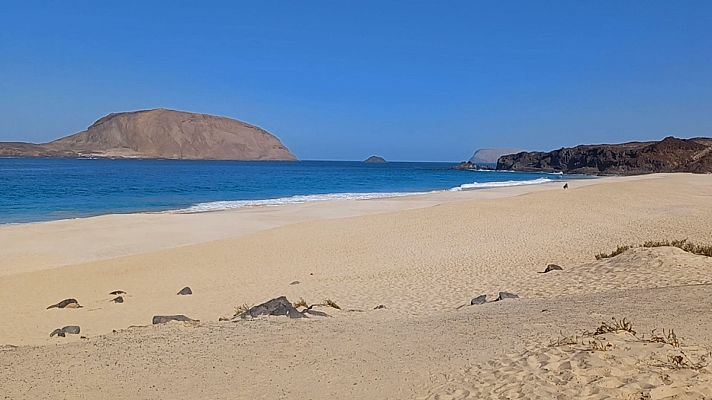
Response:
[[1, 1, 711, 161]]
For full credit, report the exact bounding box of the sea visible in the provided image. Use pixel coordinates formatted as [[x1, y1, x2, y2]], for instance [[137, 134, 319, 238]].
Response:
[[0, 158, 575, 224]]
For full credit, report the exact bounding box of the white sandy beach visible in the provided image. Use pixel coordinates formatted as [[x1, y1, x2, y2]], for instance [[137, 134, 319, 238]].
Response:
[[2, 173, 712, 399]]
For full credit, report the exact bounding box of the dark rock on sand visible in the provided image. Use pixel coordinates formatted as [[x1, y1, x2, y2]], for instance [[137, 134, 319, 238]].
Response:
[[152, 315, 196, 325], [289, 280, 300, 285], [62, 326, 81, 335], [50, 326, 81, 337], [177, 287, 192, 295], [373, 304, 387, 310], [235, 296, 304, 319], [111, 296, 124, 303], [46, 298, 82, 309], [495, 292, 519, 301], [470, 294, 488, 305], [540, 264, 563, 273], [50, 329, 65, 337], [109, 290, 126, 295]]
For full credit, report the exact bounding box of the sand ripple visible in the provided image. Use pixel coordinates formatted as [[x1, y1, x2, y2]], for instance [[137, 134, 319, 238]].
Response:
[[421, 331, 712, 399]]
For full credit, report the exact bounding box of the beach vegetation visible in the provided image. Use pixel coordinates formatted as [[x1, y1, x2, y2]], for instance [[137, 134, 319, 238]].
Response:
[[552, 317, 711, 369], [323, 299, 341, 310], [587, 339, 613, 352], [595, 239, 712, 259], [648, 328, 681, 348], [290, 297, 341, 310], [233, 303, 251, 317], [549, 332, 580, 347], [594, 317, 636, 335], [595, 245, 631, 260], [293, 297, 308, 309], [642, 239, 712, 257]]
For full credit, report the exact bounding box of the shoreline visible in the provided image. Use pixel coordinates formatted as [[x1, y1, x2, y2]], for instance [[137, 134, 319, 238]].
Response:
[[0, 168, 576, 226], [0, 174, 635, 276]]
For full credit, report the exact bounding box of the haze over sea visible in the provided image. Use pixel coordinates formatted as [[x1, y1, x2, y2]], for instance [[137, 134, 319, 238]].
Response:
[[0, 158, 567, 224]]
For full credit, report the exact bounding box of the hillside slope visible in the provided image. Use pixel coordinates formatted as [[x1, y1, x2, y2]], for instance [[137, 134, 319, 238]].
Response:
[[0, 109, 296, 161]]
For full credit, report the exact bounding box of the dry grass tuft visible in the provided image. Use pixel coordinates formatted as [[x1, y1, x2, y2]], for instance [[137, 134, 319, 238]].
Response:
[[594, 317, 636, 335], [642, 239, 712, 257], [648, 328, 681, 348], [586, 338, 613, 352], [549, 332, 580, 347], [596, 239, 712, 260], [293, 297, 308, 309], [233, 303, 251, 317], [595, 245, 632, 260], [290, 297, 342, 310], [323, 299, 341, 310], [552, 317, 711, 369]]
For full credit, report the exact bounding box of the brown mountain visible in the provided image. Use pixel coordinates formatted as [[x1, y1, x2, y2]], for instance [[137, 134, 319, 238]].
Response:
[[0, 109, 297, 160], [496, 136, 712, 175]]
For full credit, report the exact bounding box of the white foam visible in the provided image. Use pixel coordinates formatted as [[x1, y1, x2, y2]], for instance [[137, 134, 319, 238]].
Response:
[[176, 192, 423, 213], [174, 177, 558, 214], [449, 177, 554, 191]]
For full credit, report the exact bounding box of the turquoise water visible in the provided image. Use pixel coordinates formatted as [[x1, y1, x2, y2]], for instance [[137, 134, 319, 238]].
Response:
[[0, 158, 571, 224]]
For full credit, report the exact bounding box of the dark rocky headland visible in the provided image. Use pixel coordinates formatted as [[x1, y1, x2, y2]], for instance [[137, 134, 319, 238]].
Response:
[[496, 136, 712, 175]]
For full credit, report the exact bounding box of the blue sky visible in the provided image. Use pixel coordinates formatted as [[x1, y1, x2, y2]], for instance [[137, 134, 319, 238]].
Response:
[[1, 1, 711, 161]]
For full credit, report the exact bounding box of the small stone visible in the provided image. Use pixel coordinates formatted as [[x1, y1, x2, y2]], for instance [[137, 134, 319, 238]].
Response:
[[152, 315, 196, 324], [373, 304, 387, 310], [62, 326, 81, 335], [541, 264, 563, 273], [50, 329, 65, 337], [289, 281, 300, 285], [50, 326, 80, 337], [111, 296, 124, 303], [177, 287, 192, 296], [470, 294, 487, 305], [495, 292, 519, 301], [109, 290, 126, 295], [46, 298, 82, 309]]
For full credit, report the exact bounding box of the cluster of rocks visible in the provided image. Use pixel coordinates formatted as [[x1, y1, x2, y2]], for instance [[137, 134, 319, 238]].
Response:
[[47, 286, 196, 337], [463, 263, 565, 308], [49, 326, 80, 338], [46, 260, 569, 338], [469, 291, 520, 306], [452, 161, 495, 171]]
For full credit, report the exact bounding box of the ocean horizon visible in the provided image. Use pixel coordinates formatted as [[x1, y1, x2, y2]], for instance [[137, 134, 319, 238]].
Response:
[[0, 158, 573, 224]]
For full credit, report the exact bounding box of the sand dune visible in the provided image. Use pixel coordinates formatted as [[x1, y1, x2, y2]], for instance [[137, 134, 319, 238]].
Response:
[[421, 328, 712, 400], [1, 173, 712, 399]]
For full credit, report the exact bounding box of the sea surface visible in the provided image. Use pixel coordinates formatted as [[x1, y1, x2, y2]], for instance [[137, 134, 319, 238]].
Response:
[[0, 158, 575, 224]]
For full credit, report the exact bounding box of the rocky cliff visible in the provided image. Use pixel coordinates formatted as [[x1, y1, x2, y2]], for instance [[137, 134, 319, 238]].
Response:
[[469, 148, 523, 165], [496, 137, 712, 175], [0, 109, 297, 161]]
